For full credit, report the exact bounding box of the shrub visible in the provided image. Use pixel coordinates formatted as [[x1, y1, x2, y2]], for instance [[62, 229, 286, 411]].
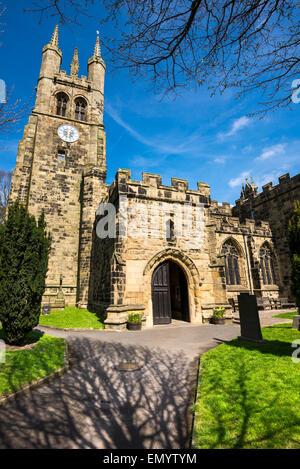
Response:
[[127, 312, 142, 323], [212, 306, 225, 317], [0, 201, 51, 344]]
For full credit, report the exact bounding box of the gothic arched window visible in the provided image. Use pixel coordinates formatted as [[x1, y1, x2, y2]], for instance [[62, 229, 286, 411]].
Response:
[[260, 244, 276, 285], [221, 240, 241, 285], [56, 92, 68, 117], [74, 98, 87, 121]]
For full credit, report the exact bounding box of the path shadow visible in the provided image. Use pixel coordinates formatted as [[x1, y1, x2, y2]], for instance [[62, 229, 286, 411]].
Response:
[[0, 338, 198, 449]]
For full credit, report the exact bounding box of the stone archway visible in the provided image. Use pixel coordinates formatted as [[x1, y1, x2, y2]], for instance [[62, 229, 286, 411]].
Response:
[[143, 248, 201, 326]]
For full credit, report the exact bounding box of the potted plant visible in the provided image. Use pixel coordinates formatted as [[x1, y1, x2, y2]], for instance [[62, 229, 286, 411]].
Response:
[[127, 312, 143, 331], [210, 306, 226, 325]]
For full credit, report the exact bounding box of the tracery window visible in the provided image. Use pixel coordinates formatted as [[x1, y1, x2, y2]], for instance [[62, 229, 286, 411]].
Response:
[[221, 240, 241, 285], [260, 244, 276, 285]]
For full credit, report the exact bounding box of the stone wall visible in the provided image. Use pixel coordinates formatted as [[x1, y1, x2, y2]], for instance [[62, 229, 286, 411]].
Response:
[[99, 169, 276, 329], [233, 172, 300, 296]]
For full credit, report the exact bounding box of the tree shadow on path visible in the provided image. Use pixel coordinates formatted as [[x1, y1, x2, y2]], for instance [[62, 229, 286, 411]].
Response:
[[0, 338, 198, 449]]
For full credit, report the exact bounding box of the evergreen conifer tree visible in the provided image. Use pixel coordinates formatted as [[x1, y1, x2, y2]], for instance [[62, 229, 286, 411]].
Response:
[[0, 201, 51, 344]]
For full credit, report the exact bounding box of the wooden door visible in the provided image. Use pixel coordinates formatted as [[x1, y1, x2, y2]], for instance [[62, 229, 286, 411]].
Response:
[[152, 262, 171, 324]]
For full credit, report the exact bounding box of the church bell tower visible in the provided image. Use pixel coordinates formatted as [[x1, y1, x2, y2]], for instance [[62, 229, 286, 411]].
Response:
[[9, 25, 107, 308]]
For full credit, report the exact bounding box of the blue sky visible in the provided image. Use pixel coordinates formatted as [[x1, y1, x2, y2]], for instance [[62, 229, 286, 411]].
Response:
[[0, 0, 299, 204]]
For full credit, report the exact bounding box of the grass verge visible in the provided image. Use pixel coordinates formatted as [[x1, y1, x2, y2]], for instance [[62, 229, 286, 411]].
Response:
[[192, 323, 300, 449], [0, 328, 66, 397], [273, 311, 298, 320], [39, 306, 105, 329]]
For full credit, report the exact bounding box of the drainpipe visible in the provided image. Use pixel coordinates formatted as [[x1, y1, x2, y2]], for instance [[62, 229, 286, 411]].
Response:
[[243, 234, 254, 295]]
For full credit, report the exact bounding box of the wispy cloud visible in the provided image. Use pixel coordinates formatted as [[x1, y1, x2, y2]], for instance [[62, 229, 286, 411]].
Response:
[[254, 170, 287, 188], [130, 155, 164, 168], [105, 102, 203, 157], [256, 143, 285, 161], [214, 156, 226, 164], [105, 103, 154, 148], [218, 116, 251, 139], [229, 170, 251, 188]]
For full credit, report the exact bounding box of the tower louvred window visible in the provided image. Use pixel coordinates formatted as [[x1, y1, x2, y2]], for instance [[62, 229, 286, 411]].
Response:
[[56, 93, 68, 117], [75, 98, 87, 121]]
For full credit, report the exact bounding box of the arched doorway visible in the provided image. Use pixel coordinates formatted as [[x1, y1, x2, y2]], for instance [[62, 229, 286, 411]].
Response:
[[151, 260, 189, 325]]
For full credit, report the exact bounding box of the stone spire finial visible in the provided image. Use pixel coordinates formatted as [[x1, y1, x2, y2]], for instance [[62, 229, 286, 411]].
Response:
[[50, 24, 59, 47], [70, 47, 79, 77], [93, 33, 101, 59]]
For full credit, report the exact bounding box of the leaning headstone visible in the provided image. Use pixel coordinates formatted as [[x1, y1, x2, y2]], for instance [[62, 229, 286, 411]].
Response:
[[238, 293, 265, 343], [292, 315, 300, 330]]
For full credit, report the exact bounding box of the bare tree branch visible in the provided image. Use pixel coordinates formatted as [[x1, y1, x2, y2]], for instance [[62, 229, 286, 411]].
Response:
[[25, 0, 300, 114], [0, 87, 34, 133]]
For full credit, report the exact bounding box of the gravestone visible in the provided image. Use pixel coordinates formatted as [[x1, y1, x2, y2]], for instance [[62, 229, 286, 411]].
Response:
[[292, 315, 300, 330], [42, 305, 51, 315], [238, 293, 265, 343]]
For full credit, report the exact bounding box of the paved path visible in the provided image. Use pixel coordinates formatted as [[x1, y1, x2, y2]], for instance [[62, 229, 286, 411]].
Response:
[[0, 310, 293, 449]]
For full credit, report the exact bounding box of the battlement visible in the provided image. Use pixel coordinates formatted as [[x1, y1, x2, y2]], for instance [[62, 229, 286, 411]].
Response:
[[210, 209, 272, 235], [235, 172, 300, 207], [111, 169, 211, 204], [54, 71, 92, 89], [210, 200, 232, 215], [240, 218, 270, 232]]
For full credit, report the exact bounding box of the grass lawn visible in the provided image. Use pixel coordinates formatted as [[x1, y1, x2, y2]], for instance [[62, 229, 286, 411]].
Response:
[[0, 328, 66, 397], [193, 323, 300, 449], [39, 306, 105, 329], [274, 311, 298, 320]]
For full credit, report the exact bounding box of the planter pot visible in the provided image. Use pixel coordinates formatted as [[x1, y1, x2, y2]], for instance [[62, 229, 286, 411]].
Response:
[[127, 322, 142, 331], [210, 316, 226, 325]]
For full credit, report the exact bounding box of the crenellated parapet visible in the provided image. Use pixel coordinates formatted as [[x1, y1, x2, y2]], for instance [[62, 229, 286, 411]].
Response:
[[111, 169, 211, 205], [210, 211, 272, 237], [209, 200, 232, 215], [233, 172, 300, 215]]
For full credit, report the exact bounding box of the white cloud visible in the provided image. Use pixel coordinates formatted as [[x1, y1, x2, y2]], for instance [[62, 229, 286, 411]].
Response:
[[218, 116, 251, 139], [214, 157, 226, 164], [229, 170, 251, 188], [130, 155, 163, 168], [256, 143, 285, 161]]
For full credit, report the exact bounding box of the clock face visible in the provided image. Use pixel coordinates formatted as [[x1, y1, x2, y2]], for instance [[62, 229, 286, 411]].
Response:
[[57, 124, 79, 143]]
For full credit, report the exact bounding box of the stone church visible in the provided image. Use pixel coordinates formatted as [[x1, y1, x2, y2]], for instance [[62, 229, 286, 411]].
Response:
[[9, 26, 300, 330]]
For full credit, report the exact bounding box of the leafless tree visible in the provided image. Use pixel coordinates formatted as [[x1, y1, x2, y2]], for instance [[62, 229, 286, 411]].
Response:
[[0, 170, 12, 223], [0, 88, 34, 133], [26, 0, 300, 115]]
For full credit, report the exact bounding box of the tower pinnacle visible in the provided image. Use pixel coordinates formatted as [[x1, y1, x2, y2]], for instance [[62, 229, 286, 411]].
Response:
[[70, 47, 79, 77], [50, 24, 59, 47], [93, 34, 101, 59]]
